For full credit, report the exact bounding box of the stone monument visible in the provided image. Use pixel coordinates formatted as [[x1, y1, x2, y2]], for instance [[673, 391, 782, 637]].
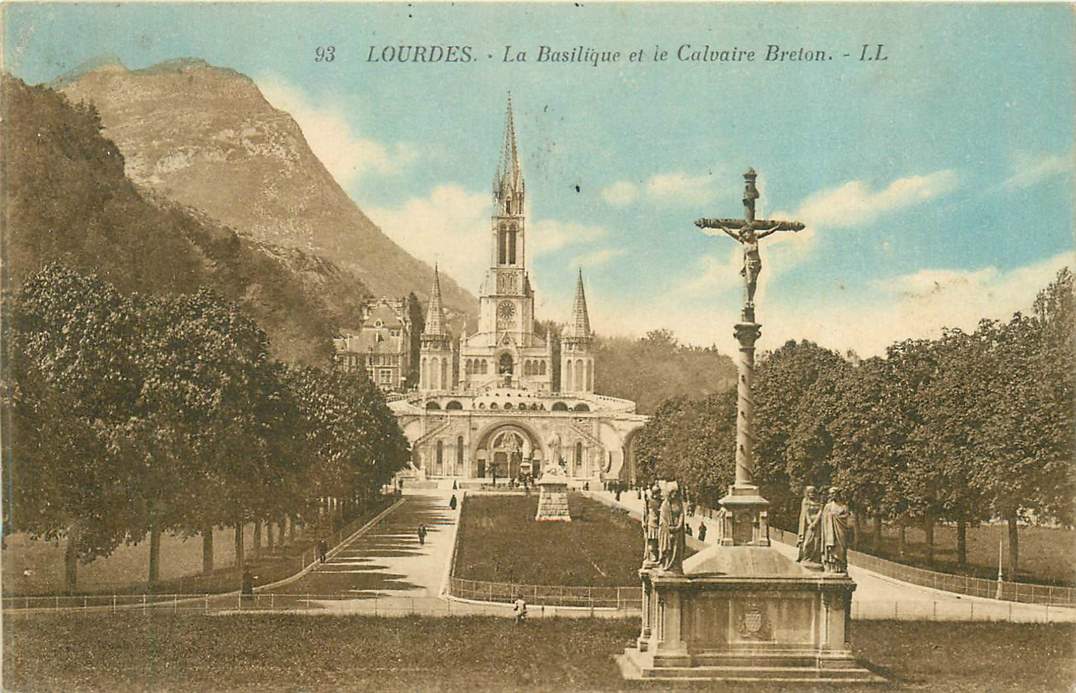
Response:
[[535, 434, 571, 522], [617, 170, 882, 684]]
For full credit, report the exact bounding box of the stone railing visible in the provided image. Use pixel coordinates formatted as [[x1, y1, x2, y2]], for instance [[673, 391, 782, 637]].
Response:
[[447, 577, 641, 610]]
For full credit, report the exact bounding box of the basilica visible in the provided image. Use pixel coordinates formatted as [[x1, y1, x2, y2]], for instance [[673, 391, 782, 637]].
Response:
[[390, 100, 645, 485]]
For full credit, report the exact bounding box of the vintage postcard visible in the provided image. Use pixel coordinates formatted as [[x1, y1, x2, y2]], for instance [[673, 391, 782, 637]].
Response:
[[1, 2, 1072, 691]]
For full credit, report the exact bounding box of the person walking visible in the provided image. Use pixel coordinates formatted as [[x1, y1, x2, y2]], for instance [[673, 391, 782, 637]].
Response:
[[513, 594, 527, 624], [417, 524, 427, 545], [449, 494, 458, 510], [316, 539, 328, 563], [698, 521, 707, 542]]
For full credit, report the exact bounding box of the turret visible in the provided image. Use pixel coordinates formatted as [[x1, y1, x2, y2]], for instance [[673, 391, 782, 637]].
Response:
[[560, 269, 595, 394]]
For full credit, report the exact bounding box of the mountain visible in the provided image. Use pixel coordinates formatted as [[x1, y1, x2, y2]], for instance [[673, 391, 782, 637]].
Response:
[[1, 74, 366, 365], [56, 58, 477, 321]]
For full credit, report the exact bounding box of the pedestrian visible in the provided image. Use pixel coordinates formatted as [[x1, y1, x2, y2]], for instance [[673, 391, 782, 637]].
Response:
[[513, 593, 527, 624], [241, 567, 255, 604], [452, 479, 458, 490], [615, 487, 622, 502], [449, 494, 458, 510], [685, 523, 693, 537], [418, 524, 426, 545], [698, 522, 707, 542], [317, 539, 328, 563]]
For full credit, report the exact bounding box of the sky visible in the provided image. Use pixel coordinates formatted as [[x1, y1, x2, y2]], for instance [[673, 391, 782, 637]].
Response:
[[4, 3, 1073, 357]]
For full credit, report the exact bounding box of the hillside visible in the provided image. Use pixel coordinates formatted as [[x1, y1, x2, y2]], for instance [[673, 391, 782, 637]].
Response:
[[56, 58, 476, 321], [0, 75, 364, 365]]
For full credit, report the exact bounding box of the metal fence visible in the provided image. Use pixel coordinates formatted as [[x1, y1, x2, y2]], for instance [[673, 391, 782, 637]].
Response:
[[0, 593, 634, 618], [766, 526, 1076, 607], [448, 577, 642, 610]]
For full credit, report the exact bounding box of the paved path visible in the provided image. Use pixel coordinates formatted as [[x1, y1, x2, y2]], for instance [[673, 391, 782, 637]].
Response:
[[271, 490, 458, 600], [586, 489, 1076, 623]]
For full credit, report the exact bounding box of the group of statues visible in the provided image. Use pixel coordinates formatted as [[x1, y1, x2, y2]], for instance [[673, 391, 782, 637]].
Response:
[[642, 483, 686, 574], [796, 485, 852, 573]]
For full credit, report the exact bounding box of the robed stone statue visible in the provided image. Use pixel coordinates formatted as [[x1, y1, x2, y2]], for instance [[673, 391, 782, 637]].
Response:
[[796, 485, 823, 569], [643, 484, 662, 565], [821, 487, 852, 574], [658, 489, 686, 574]]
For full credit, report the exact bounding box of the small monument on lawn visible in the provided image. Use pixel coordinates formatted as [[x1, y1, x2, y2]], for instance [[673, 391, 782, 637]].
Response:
[[535, 433, 571, 522], [617, 169, 882, 684]]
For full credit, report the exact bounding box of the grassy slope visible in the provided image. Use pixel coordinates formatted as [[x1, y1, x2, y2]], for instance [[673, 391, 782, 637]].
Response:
[[3, 615, 1072, 692], [851, 523, 1076, 587], [453, 494, 647, 587]]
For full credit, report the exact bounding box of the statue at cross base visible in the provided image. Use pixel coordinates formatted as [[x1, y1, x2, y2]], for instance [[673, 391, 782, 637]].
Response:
[[695, 168, 804, 323]]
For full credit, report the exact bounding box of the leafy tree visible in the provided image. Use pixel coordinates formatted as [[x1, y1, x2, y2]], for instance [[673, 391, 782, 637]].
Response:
[[4, 265, 143, 592]]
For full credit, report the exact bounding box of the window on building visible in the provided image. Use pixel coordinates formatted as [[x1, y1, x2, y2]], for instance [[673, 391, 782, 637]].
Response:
[[379, 369, 392, 384], [552, 401, 568, 412]]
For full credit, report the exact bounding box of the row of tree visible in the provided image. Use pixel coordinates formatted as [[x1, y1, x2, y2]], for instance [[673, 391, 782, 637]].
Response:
[[2, 264, 410, 593], [635, 268, 1073, 578]]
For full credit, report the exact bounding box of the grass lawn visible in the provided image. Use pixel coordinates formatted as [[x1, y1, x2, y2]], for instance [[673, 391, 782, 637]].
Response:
[[2, 497, 395, 596], [851, 523, 1076, 587], [454, 494, 656, 586], [3, 614, 1073, 692]]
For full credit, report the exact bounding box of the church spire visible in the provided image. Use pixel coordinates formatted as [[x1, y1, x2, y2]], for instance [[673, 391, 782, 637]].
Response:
[[424, 263, 447, 337], [493, 93, 523, 212], [566, 268, 592, 341]]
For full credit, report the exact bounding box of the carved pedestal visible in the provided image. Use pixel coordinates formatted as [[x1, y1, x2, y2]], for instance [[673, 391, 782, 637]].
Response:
[[535, 478, 571, 521], [619, 548, 883, 684]]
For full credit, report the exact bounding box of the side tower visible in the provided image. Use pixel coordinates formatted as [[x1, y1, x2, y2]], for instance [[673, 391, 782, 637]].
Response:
[[560, 269, 594, 394], [419, 265, 453, 392]]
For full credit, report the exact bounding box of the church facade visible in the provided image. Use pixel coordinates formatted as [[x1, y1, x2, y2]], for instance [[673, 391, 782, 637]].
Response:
[[390, 100, 645, 484]]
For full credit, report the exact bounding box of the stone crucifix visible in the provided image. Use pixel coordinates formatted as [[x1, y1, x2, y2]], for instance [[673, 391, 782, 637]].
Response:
[[695, 168, 804, 323], [694, 169, 804, 546]]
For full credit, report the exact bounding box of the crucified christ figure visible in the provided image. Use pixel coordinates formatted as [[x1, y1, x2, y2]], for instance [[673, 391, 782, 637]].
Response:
[[695, 169, 804, 320]]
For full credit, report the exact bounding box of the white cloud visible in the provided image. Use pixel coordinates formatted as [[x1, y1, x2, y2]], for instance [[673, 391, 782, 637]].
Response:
[[367, 186, 613, 291], [644, 172, 716, 206], [570, 248, 626, 269], [256, 75, 416, 188], [529, 219, 609, 255], [598, 252, 1071, 359], [1002, 150, 1072, 190], [367, 185, 492, 290], [600, 181, 639, 206], [601, 171, 717, 207], [796, 169, 959, 229]]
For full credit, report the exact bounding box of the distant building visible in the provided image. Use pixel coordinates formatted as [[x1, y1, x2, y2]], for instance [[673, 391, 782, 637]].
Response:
[[390, 98, 646, 485], [333, 298, 412, 391]]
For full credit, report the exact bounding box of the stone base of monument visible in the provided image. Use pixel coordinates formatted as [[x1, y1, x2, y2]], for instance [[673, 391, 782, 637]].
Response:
[[617, 547, 883, 684], [534, 478, 571, 521]]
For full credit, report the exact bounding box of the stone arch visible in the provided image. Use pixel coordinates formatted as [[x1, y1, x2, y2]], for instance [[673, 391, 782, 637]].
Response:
[[498, 352, 514, 375], [573, 403, 590, 412], [575, 358, 584, 391], [445, 400, 463, 410], [552, 401, 569, 412], [565, 360, 573, 390], [425, 401, 441, 410]]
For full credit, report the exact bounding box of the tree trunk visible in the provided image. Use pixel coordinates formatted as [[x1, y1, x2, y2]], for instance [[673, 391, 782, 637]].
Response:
[[148, 522, 161, 588], [898, 522, 907, 556], [252, 520, 262, 559], [202, 527, 214, 575], [956, 519, 967, 568], [852, 512, 863, 549], [64, 524, 79, 595], [1007, 515, 1019, 579], [923, 514, 935, 567], [234, 522, 245, 569], [873, 513, 884, 552]]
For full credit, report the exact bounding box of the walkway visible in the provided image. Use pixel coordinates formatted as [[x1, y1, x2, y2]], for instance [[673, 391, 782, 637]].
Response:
[[272, 490, 458, 600], [586, 489, 1076, 623]]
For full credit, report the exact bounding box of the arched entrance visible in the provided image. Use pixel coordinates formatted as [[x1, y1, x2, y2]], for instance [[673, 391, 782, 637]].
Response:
[[498, 352, 514, 376], [474, 422, 541, 481]]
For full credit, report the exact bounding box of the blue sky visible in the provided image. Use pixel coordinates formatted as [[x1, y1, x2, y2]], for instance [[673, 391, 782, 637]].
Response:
[[5, 3, 1072, 355]]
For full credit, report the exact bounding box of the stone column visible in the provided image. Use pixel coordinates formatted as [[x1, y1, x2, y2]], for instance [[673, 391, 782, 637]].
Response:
[[718, 321, 770, 546]]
